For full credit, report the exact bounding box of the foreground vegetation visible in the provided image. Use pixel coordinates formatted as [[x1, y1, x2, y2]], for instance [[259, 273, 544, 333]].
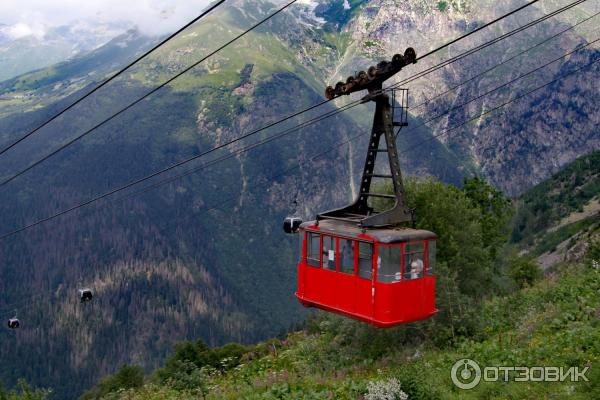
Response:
[[86, 262, 598, 400]]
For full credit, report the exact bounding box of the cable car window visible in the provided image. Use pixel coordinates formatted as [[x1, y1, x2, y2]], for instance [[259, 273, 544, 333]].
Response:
[[404, 242, 424, 280], [358, 242, 373, 279], [322, 236, 336, 270], [339, 239, 355, 275], [427, 240, 436, 275], [377, 245, 401, 283], [307, 232, 320, 267]]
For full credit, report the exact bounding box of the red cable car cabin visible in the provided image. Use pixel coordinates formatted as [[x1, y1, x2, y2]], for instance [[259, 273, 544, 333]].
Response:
[[295, 220, 437, 327], [285, 49, 439, 327]]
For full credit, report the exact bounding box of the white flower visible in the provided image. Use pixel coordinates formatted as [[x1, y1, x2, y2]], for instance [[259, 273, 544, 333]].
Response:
[[365, 378, 408, 400]]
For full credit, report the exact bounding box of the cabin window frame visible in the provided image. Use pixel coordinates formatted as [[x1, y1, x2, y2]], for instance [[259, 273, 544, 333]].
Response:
[[357, 241, 374, 280], [425, 239, 436, 276], [304, 230, 377, 278], [321, 234, 337, 271], [338, 237, 356, 275], [306, 232, 321, 268], [403, 240, 425, 280], [375, 243, 403, 284]]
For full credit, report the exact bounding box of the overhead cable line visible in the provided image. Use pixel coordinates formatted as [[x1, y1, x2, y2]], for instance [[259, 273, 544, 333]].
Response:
[[0, 0, 227, 158], [2, 50, 598, 241], [0, 0, 543, 188], [0, 0, 558, 238], [399, 56, 600, 155], [398, 36, 600, 138], [410, 8, 600, 110], [0, 0, 301, 188], [387, 0, 590, 92]]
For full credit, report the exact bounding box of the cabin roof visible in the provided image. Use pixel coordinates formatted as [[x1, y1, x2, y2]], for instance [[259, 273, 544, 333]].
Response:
[[300, 219, 437, 243]]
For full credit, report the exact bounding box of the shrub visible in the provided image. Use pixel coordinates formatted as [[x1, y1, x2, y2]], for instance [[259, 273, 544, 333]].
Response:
[[508, 255, 542, 288], [155, 339, 248, 383], [365, 378, 408, 400], [0, 380, 49, 400], [164, 361, 208, 399], [586, 238, 600, 264], [80, 365, 144, 399]]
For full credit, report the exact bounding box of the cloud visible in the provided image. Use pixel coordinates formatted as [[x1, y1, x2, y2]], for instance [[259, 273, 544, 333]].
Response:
[[5, 22, 46, 39], [0, 0, 216, 38]]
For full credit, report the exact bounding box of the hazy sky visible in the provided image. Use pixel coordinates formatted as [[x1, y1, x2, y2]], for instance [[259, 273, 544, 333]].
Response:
[[0, 0, 215, 38]]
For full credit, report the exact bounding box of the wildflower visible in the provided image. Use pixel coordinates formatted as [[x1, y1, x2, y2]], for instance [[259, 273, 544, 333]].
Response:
[[365, 378, 408, 400]]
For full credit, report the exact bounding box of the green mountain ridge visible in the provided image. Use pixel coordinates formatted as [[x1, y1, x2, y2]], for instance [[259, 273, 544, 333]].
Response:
[[0, 30, 158, 120]]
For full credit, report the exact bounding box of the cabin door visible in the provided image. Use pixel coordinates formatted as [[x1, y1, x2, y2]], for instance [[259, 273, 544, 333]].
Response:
[[353, 241, 374, 319], [336, 238, 357, 312]]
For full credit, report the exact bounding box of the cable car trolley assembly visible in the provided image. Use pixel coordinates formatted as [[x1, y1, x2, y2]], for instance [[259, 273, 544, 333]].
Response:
[[7, 310, 20, 329], [79, 288, 94, 303], [285, 48, 438, 327]]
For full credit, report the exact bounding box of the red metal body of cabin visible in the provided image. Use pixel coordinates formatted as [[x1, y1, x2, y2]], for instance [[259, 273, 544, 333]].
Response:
[[295, 220, 438, 327]]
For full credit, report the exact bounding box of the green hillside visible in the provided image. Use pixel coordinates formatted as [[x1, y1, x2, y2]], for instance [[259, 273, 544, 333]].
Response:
[[0, 31, 156, 119], [511, 150, 600, 262]]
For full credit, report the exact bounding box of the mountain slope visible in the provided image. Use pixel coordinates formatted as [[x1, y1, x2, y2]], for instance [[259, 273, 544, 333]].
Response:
[[0, 29, 157, 119], [88, 264, 600, 399], [511, 149, 600, 268]]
